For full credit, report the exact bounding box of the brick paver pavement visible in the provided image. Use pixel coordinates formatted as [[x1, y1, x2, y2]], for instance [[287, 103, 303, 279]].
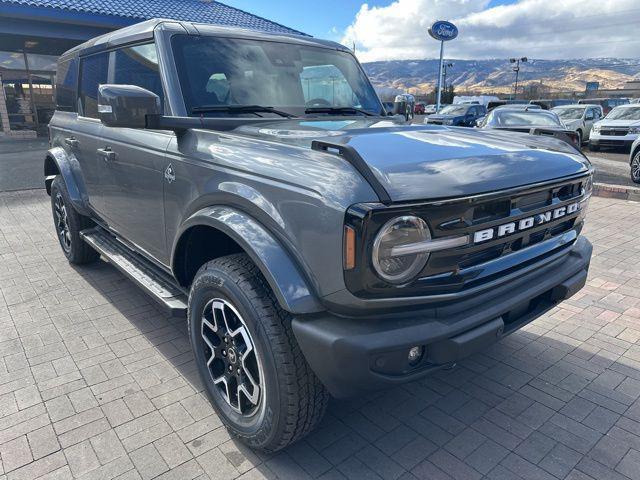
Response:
[[1, 189, 640, 480]]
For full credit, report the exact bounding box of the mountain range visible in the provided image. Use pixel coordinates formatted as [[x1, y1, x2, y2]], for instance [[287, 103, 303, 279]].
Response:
[[361, 58, 640, 97]]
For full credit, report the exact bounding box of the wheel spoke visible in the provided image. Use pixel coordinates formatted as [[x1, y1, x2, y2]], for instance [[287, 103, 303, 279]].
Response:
[[199, 298, 262, 415], [633, 156, 640, 180], [54, 194, 72, 251]]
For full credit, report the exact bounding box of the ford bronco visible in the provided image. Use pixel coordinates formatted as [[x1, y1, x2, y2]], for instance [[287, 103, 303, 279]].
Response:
[[46, 19, 593, 451]]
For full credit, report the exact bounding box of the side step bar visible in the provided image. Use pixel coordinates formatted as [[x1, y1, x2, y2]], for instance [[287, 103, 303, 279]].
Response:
[[80, 227, 188, 316]]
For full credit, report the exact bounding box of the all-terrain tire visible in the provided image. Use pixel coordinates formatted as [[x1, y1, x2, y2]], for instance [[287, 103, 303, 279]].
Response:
[[50, 175, 99, 265], [188, 253, 329, 452]]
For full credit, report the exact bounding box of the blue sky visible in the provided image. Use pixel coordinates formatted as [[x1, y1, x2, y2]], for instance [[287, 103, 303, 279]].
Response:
[[228, 0, 517, 38], [227, 0, 640, 61]]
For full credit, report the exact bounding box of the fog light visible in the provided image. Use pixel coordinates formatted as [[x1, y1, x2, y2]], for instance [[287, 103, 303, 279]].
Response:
[[408, 346, 424, 366]]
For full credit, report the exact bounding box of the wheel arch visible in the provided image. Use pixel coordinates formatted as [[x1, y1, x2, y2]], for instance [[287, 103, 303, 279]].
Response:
[[172, 206, 323, 315], [44, 147, 91, 216]]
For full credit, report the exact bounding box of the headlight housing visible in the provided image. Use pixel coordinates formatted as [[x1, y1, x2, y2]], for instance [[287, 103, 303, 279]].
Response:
[[443, 119, 454, 125], [629, 126, 640, 134], [372, 216, 430, 284], [592, 124, 601, 133]]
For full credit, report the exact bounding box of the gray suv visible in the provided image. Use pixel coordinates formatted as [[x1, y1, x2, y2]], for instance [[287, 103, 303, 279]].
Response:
[[46, 19, 594, 451]]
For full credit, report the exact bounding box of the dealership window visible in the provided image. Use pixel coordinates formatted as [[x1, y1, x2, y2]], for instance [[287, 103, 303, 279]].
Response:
[[0, 50, 57, 135], [111, 44, 164, 111], [79, 52, 108, 118]]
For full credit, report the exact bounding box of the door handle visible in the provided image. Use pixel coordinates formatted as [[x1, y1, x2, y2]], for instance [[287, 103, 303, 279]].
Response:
[[97, 147, 117, 162], [64, 137, 79, 148]]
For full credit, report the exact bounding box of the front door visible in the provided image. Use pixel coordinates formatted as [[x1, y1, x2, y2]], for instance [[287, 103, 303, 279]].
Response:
[[99, 128, 172, 260], [99, 43, 172, 260]]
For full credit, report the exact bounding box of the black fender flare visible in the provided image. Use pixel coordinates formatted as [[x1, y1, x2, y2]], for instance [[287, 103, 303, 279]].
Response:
[[44, 147, 91, 216], [173, 206, 323, 315]]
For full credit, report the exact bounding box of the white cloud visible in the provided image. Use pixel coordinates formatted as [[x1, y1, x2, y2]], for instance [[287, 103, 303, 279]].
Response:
[[341, 0, 640, 62]]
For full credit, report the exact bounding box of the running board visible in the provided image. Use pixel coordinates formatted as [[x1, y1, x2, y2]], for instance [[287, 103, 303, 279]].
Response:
[[80, 227, 187, 316]]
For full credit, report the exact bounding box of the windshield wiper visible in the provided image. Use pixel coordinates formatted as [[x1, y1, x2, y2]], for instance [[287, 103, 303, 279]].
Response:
[[191, 105, 295, 118], [304, 106, 375, 117]]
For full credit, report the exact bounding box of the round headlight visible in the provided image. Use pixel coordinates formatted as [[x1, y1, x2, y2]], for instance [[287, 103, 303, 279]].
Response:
[[372, 216, 430, 284]]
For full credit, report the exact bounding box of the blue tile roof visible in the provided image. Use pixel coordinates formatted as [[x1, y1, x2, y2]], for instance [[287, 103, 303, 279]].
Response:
[[0, 0, 305, 35]]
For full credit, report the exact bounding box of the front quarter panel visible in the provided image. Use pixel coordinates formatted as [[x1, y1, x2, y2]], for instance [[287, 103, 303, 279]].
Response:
[[164, 129, 378, 306], [179, 206, 322, 313]]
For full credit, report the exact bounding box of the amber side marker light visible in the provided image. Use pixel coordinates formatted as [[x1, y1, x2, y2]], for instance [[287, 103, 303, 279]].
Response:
[[344, 226, 356, 270]]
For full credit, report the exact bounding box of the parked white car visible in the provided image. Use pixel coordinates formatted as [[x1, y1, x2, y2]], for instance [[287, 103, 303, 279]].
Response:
[[589, 104, 640, 151], [552, 104, 603, 144]]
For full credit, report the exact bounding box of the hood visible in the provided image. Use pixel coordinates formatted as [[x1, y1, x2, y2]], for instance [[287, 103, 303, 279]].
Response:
[[596, 119, 640, 127], [233, 119, 591, 202]]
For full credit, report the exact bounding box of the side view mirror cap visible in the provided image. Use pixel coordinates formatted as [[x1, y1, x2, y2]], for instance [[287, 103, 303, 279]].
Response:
[[98, 84, 160, 129]]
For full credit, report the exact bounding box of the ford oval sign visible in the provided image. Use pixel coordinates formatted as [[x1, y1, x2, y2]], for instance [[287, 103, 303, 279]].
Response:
[[428, 21, 458, 41]]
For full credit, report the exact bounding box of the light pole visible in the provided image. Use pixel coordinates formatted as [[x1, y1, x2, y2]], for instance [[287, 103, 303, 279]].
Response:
[[428, 21, 458, 113], [509, 57, 527, 100], [442, 62, 453, 103]]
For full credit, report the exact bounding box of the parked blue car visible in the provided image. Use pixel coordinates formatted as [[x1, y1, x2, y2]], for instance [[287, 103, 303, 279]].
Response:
[[425, 104, 487, 127]]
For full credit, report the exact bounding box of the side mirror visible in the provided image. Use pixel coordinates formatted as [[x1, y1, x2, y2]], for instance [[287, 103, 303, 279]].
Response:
[[98, 84, 160, 129]]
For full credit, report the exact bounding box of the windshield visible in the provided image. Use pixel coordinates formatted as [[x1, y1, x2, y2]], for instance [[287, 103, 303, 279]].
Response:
[[554, 107, 584, 120], [439, 105, 469, 116], [171, 35, 382, 116], [605, 106, 640, 120], [487, 110, 562, 127]]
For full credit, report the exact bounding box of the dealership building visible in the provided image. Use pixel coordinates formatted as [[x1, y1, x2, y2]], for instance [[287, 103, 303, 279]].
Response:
[[0, 0, 302, 138]]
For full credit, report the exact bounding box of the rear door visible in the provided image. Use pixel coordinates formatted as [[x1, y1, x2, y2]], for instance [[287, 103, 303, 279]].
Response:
[[75, 52, 109, 215], [98, 43, 172, 260]]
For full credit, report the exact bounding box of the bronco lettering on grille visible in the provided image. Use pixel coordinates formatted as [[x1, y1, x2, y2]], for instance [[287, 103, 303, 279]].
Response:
[[473, 202, 581, 244]]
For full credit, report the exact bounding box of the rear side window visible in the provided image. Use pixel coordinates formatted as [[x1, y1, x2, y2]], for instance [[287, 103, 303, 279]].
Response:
[[55, 56, 78, 112], [79, 52, 109, 118], [111, 44, 164, 112]]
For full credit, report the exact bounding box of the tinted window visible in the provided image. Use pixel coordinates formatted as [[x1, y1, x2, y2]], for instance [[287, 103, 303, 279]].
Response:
[[439, 105, 469, 115], [111, 44, 164, 111], [79, 52, 108, 118], [55, 56, 78, 112]]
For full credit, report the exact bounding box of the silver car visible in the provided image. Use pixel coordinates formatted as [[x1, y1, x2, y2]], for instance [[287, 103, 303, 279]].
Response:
[[552, 104, 603, 144]]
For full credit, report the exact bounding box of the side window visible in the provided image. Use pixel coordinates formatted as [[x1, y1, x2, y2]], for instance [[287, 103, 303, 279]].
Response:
[[79, 52, 108, 118], [111, 44, 164, 112], [55, 56, 78, 112]]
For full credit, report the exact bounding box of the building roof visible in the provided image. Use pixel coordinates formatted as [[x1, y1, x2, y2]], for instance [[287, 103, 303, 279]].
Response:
[[0, 0, 305, 35]]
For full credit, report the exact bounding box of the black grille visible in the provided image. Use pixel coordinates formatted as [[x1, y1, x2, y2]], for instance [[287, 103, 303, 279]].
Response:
[[423, 180, 585, 278], [344, 174, 590, 299], [600, 128, 629, 136]]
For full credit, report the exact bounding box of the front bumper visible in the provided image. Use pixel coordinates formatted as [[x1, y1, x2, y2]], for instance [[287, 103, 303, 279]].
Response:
[[292, 236, 592, 398], [590, 133, 638, 149]]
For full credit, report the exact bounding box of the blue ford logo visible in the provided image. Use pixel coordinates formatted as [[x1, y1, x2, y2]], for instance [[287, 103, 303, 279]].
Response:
[[428, 21, 458, 41]]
